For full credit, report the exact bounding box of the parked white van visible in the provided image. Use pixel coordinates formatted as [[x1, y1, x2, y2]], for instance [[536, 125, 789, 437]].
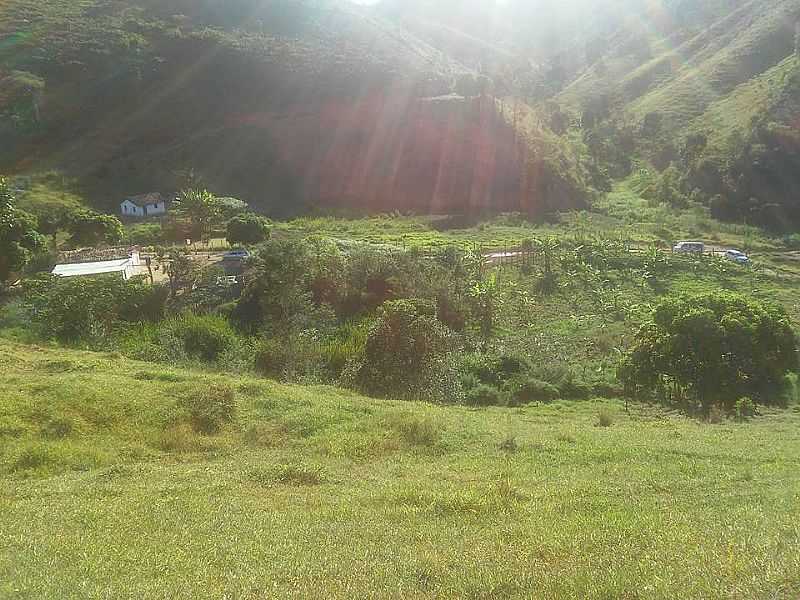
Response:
[[673, 241, 705, 254]]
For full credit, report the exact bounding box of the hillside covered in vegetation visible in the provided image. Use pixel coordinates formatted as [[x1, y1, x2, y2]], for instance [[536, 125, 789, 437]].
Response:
[[3, 0, 798, 226], [0, 0, 592, 217]]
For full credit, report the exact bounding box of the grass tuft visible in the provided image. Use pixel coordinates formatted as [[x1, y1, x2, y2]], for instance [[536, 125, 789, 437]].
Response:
[[386, 412, 441, 447], [11, 444, 53, 472], [249, 464, 324, 486], [596, 409, 614, 428]]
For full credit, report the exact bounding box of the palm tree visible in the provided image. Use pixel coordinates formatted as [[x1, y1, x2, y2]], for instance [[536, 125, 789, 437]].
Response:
[[172, 188, 221, 244]]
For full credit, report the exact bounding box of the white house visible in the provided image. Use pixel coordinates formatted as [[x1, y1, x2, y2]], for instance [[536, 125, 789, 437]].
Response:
[[120, 193, 167, 218]]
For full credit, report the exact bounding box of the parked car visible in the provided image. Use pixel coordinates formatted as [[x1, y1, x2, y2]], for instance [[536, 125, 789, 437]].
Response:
[[724, 249, 750, 265], [673, 241, 705, 254], [223, 249, 250, 260]]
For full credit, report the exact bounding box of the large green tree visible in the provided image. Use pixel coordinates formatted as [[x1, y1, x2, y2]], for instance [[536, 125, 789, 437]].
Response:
[[226, 213, 270, 246], [619, 292, 798, 413], [0, 178, 46, 282], [68, 210, 124, 248]]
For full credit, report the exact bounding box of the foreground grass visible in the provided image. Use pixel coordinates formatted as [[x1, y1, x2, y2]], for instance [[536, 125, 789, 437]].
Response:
[[1, 341, 799, 598]]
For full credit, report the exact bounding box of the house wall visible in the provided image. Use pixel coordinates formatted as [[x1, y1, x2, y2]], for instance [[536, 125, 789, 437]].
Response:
[[145, 202, 166, 216], [121, 201, 145, 217]]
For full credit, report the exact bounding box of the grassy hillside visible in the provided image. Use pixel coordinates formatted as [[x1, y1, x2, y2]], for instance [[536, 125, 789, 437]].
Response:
[[551, 0, 800, 228], [1, 338, 799, 598]]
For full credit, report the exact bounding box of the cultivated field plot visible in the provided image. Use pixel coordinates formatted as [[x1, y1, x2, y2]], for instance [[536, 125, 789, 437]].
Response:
[[1, 341, 799, 599]]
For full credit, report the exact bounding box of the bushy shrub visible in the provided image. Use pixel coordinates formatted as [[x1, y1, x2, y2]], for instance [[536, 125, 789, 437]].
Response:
[[254, 332, 332, 382], [352, 299, 457, 402], [67, 210, 124, 247], [22, 251, 57, 275], [436, 289, 468, 332], [215, 337, 258, 374], [532, 364, 592, 400], [507, 377, 560, 405], [707, 406, 725, 424], [592, 381, 624, 399], [0, 179, 47, 282], [782, 233, 800, 249], [320, 323, 368, 378], [465, 384, 506, 407], [254, 337, 299, 380], [596, 409, 614, 428], [232, 239, 317, 333], [463, 352, 531, 387], [125, 223, 163, 246], [558, 377, 593, 400], [736, 396, 756, 420], [176, 384, 236, 434], [166, 314, 237, 362], [226, 213, 270, 246], [23, 275, 167, 345]]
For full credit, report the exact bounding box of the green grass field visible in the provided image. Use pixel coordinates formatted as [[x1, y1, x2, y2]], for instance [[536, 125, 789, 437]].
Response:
[[275, 181, 780, 254], [1, 340, 799, 599]]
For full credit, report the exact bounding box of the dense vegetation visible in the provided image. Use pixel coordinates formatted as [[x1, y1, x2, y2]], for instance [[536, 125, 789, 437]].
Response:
[[620, 292, 798, 414], [0, 177, 44, 282], [5, 219, 798, 416]]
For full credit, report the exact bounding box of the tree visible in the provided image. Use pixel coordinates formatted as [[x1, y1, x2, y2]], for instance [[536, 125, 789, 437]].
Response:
[[163, 250, 199, 300], [68, 210, 124, 247], [172, 188, 222, 242], [232, 239, 316, 333], [0, 178, 46, 282], [469, 272, 502, 345], [353, 299, 456, 401], [216, 197, 249, 221], [37, 207, 76, 249], [645, 164, 687, 208], [619, 293, 798, 414], [535, 236, 560, 294], [0, 71, 45, 128], [226, 213, 271, 246]]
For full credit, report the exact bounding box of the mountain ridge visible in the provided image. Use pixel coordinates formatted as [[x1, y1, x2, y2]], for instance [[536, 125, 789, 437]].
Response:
[[0, 0, 798, 226]]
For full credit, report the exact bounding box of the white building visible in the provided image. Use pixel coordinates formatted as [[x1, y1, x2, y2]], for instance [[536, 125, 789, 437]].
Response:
[[120, 193, 166, 218], [52, 250, 142, 281]]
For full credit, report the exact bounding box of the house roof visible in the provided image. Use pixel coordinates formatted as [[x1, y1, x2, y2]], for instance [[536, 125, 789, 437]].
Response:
[[52, 259, 132, 277], [124, 192, 163, 208]]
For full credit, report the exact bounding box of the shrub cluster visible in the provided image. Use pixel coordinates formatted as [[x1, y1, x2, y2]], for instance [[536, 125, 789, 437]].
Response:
[[620, 292, 799, 414], [176, 384, 236, 434], [460, 353, 599, 407]]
